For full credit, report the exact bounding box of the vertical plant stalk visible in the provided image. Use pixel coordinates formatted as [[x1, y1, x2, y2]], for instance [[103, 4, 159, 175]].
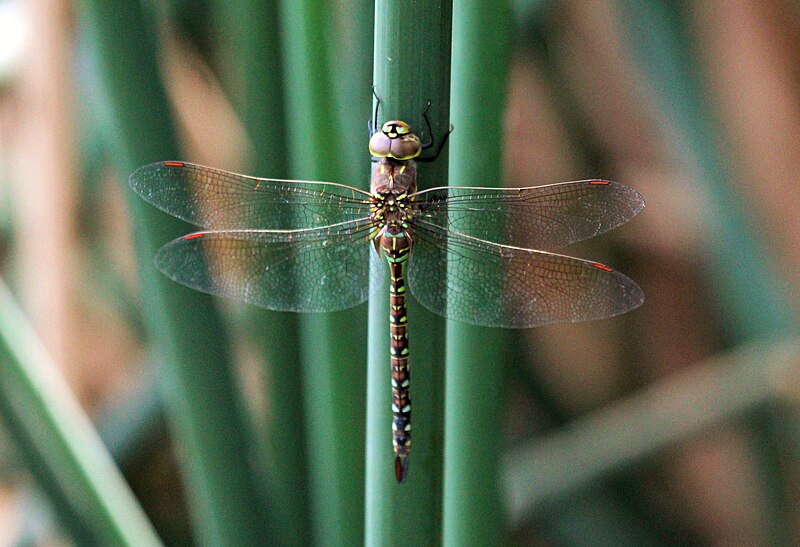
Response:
[[279, 1, 371, 545], [443, 2, 511, 546], [0, 280, 162, 546], [367, 1, 452, 545], [77, 1, 270, 544], [209, 2, 312, 545]]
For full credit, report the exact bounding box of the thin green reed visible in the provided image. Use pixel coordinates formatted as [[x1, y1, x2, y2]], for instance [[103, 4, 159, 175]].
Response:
[[619, 2, 796, 544], [618, 0, 796, 340], [0, 280, 161, 546]]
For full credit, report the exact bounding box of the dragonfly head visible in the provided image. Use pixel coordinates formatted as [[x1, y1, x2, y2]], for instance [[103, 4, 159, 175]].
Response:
[[369, 120, 422, 161]]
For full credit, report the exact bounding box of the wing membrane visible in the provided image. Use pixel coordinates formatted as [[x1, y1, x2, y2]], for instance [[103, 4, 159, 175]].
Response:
[[412, 180, 644, 251], [129, 161, 373, 230], [155, 219, 385, 312], [407, 222, 644, 328]]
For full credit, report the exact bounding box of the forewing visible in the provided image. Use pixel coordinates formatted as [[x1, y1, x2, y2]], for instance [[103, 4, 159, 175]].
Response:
[[407, 223, 644, 328], [412, 180, 644, 251], [154, 220, 385, 312], [129, 161, 373, 230]]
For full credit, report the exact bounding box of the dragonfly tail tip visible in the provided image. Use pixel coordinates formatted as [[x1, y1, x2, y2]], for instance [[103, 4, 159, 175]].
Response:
[[395, 456, 409, 483]]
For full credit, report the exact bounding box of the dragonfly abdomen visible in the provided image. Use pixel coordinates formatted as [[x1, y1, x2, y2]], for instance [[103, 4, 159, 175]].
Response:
[[380, 229, 412, 483]]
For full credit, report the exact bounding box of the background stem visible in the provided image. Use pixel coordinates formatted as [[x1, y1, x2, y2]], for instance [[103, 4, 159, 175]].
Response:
[[443, 2, 511, 545]]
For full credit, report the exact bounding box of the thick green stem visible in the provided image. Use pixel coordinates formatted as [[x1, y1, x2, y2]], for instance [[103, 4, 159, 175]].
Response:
[[366, 2, 452, 545], [279, 1, 372, 545], [443, 2, 511, 546]]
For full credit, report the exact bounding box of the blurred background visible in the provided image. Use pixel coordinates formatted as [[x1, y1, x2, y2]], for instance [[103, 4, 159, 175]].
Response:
[[1, 0, 799, 545]]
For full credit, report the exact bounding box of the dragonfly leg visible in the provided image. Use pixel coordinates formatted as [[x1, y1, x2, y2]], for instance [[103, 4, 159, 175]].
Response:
[[418, 101, 453, 163], [419, 101, 434, 149], [369, 88, 453, 163], [370, 87, 383, 162], [370, 86, 381, 137]]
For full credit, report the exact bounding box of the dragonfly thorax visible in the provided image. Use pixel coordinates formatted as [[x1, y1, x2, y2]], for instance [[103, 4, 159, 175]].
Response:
[[370, 160, 416, 253], [370, 189, 414, 229], [371, 157, 418, 195]]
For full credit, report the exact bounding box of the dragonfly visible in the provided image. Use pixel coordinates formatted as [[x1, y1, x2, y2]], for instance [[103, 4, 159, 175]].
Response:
[[129, 107, 645, 483]]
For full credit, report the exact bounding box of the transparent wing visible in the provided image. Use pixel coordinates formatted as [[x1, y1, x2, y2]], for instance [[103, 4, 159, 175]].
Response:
[[129, 161, 373, 230], [407, 222, 644, 328], [154, 219, 386, 312], [411, 180, 644, 251]]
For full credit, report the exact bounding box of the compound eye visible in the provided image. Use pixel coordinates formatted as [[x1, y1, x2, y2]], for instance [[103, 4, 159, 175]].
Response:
[[389, 136, 421, 160], [369, 130, 391, 157]]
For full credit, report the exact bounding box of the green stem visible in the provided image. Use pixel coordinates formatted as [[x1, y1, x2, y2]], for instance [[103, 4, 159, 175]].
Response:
[[443, 2, 511, 545], [279, 1, 372, 545], [366, 2, 452, 545], [0, 280, 161, 546], [77, 1, 270, 544], [209, 2, 312, 544]]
